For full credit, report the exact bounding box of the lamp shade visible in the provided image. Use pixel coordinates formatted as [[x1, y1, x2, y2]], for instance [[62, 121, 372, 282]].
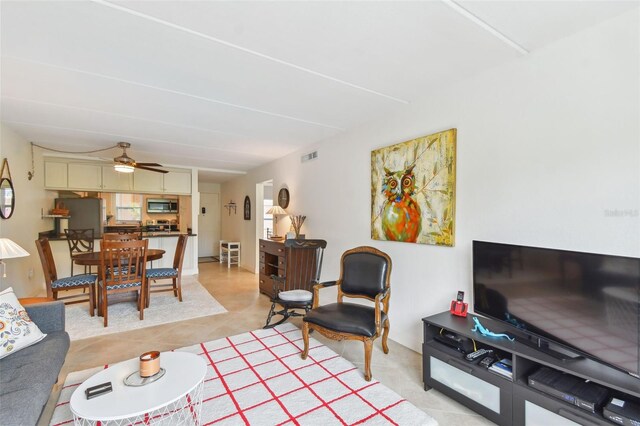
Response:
[[266, 206, 287, 216], [0, 238, 29, 259]]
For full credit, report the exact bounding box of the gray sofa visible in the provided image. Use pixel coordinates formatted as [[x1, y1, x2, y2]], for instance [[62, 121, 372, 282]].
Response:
[[0, 301, 70, 426]]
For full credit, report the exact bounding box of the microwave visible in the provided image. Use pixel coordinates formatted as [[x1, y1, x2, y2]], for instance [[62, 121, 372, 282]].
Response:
[[147, 199, 178, 214]]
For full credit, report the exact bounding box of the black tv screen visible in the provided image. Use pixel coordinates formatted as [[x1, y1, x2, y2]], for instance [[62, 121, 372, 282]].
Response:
[[473, 240, 640, 376]]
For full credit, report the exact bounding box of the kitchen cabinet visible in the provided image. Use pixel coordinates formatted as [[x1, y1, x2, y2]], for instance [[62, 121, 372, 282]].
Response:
[[133, 169, 164, 193], [134, 169, 191, 194], [163, 170, 191, 194], [68, 164, 102, 190], [102, 166, 133, 191], [44, 161, 68, 189], [43, 158, 191, 195]]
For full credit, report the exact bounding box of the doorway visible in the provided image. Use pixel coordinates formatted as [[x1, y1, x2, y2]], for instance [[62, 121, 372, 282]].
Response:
[[198, 192, 220, 259], [255, 179, 272, 272]]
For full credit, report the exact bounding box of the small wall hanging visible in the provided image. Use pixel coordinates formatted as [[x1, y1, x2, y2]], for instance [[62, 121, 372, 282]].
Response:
[[224, 200, 237, 215], [371, 128, 457, 246], [244, 196, 251, 220]]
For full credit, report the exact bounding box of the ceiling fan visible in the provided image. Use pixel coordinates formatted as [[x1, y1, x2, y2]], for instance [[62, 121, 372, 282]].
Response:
[[113, 142, 167, 174]]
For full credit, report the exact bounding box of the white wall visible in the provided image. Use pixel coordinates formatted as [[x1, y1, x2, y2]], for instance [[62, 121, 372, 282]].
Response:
[[0, 125, 56, 296], [221, 10, 640, 352]]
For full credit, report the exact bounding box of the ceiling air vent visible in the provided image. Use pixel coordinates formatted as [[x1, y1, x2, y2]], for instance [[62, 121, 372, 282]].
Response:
[[301, 150, 318, 163]]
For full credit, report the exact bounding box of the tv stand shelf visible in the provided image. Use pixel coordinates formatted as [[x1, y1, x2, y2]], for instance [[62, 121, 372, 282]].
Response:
[[423, 311, 640, 425]]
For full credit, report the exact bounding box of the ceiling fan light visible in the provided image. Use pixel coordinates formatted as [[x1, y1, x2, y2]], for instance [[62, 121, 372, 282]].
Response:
[[114, 163, 134, 173]]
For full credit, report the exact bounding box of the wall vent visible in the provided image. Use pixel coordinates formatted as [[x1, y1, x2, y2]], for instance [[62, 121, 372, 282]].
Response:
[[301, 150, 318, 163]]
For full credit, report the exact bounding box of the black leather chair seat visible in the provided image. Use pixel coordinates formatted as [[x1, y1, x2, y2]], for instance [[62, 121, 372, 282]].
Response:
[[304, 302, 388, 337]]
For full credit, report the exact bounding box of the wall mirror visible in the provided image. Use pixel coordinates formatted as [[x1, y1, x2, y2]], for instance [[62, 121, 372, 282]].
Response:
[[0, 178, 14, 219], [0, 159, 15, 219]]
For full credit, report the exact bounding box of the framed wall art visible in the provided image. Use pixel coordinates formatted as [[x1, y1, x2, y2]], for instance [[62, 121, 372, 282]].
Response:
[[371, 128, 456, 247], [244, 196, 251, 220]]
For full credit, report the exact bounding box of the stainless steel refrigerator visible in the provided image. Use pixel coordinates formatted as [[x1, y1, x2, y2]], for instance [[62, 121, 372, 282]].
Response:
[[55, 197, 103, 237]]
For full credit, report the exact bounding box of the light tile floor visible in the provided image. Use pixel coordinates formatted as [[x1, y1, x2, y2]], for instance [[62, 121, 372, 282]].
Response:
[[40, 262, 494, 425]]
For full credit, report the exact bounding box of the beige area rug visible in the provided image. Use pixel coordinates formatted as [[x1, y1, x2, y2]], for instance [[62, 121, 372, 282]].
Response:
[[51, 323, 437, 425], [65, 277, 227, 341]]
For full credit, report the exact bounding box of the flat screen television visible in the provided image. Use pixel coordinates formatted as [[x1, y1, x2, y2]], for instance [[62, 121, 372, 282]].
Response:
[[473, 240, 640, 377]]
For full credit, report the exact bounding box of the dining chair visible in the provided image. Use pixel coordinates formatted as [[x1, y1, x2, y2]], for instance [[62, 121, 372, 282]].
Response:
[[64, 228, 94, 276], [35, 237, 96, 316], [264, 239, 327, 328], [98, 239, 148, 327], [301, 246, 392, 381], [103, 232, 142, 241], [145, 234, 188, 307]]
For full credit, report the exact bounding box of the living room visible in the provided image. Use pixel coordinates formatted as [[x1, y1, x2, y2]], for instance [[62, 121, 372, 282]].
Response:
[[1, 1, 639, 425]]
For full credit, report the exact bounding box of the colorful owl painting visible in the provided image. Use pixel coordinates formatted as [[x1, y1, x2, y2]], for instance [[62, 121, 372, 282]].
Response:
[[371, 129, 456, 246], [381, 165, 422, 242]]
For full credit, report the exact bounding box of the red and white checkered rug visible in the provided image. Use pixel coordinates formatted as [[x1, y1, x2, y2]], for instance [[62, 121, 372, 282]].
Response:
[[50, 323, 436, 425]]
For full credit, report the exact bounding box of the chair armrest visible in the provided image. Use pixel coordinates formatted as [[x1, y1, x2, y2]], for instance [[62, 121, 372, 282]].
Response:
[[24, 301, 65, 334], [374, 288, 391, 335], [311, 280, 339, 308]]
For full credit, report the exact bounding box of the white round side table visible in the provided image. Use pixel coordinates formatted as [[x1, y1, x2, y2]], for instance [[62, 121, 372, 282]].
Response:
[[70, 352, 206, 425]]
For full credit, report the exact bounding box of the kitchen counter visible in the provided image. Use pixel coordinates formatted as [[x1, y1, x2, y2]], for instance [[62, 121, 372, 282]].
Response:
[[38, 231, 197, 241]]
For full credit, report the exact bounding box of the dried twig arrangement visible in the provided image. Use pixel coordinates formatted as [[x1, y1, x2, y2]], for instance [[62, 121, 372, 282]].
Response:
[[289, 215, 306, 237]]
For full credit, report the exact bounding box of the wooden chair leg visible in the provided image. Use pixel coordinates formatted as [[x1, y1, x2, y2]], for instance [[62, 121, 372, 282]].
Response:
[[382, 319, 390, 354], [145, 281, 151, 308], [363, 339, 373, 381], [139, 287, 144, 321], [88, 284, 95, 317], [301, 322, 310, 360], [176, 277, 182, 302], [103, 289, 108, 327]]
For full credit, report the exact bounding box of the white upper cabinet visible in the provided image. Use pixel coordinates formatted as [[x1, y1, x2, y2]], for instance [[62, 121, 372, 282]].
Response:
[[102, 166, 133, 191], [163, 170, 191, 194], [44, 161, 68, 189], [68, 163, 102, 190], [133, 169, 191, 194], [44, 159, 191, 195], [133, 169, 164, 193]]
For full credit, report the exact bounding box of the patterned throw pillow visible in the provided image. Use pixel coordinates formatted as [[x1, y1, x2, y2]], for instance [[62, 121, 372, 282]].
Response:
[[0, 287, 46, 359]]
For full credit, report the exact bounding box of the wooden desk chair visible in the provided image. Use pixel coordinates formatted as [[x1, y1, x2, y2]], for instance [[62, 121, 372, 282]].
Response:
[[98, 239, 148, 327], [35, 237, 96, 316], [145, 234, 188, 307], [264, 239, 327, 328], [64, 228, 94, 276], [301, 246, 392, 381]]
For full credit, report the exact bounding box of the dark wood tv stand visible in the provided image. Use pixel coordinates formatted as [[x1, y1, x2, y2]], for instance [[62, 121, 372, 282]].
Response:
[[423, 311, 640, 425]]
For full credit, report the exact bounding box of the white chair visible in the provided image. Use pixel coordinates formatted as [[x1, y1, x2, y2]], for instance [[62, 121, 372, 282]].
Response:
[[220, 240, 240, 267]]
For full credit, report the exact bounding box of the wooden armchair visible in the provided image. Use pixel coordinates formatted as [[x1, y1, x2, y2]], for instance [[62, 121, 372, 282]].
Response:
[[301, 246, 392, 381]]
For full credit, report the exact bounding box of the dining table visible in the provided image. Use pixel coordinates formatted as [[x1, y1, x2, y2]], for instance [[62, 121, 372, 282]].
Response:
[[72, 249, 166, 315], [72, 248, 166, 267]]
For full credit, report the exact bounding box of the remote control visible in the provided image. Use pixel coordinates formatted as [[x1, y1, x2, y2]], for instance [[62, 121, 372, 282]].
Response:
[[479, 356, 496, 368], [465, 349, 493, 361]]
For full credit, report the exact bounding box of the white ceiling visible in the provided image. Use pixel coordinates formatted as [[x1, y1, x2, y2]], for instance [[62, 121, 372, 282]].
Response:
[[1, 1, 636, 183]]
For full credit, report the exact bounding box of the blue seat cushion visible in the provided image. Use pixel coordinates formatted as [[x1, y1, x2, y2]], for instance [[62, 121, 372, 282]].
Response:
[[146, 268, 178, 279], [51, 274, 97, 289], [99, 281, 142, 290]]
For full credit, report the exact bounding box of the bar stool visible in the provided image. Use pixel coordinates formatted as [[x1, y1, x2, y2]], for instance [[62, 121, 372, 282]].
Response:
[[220, 241, 240, 267]]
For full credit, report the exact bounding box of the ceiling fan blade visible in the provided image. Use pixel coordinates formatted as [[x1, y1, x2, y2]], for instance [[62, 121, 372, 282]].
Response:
[[134, 164, 168, 174], [135, 162, 163, 167]]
